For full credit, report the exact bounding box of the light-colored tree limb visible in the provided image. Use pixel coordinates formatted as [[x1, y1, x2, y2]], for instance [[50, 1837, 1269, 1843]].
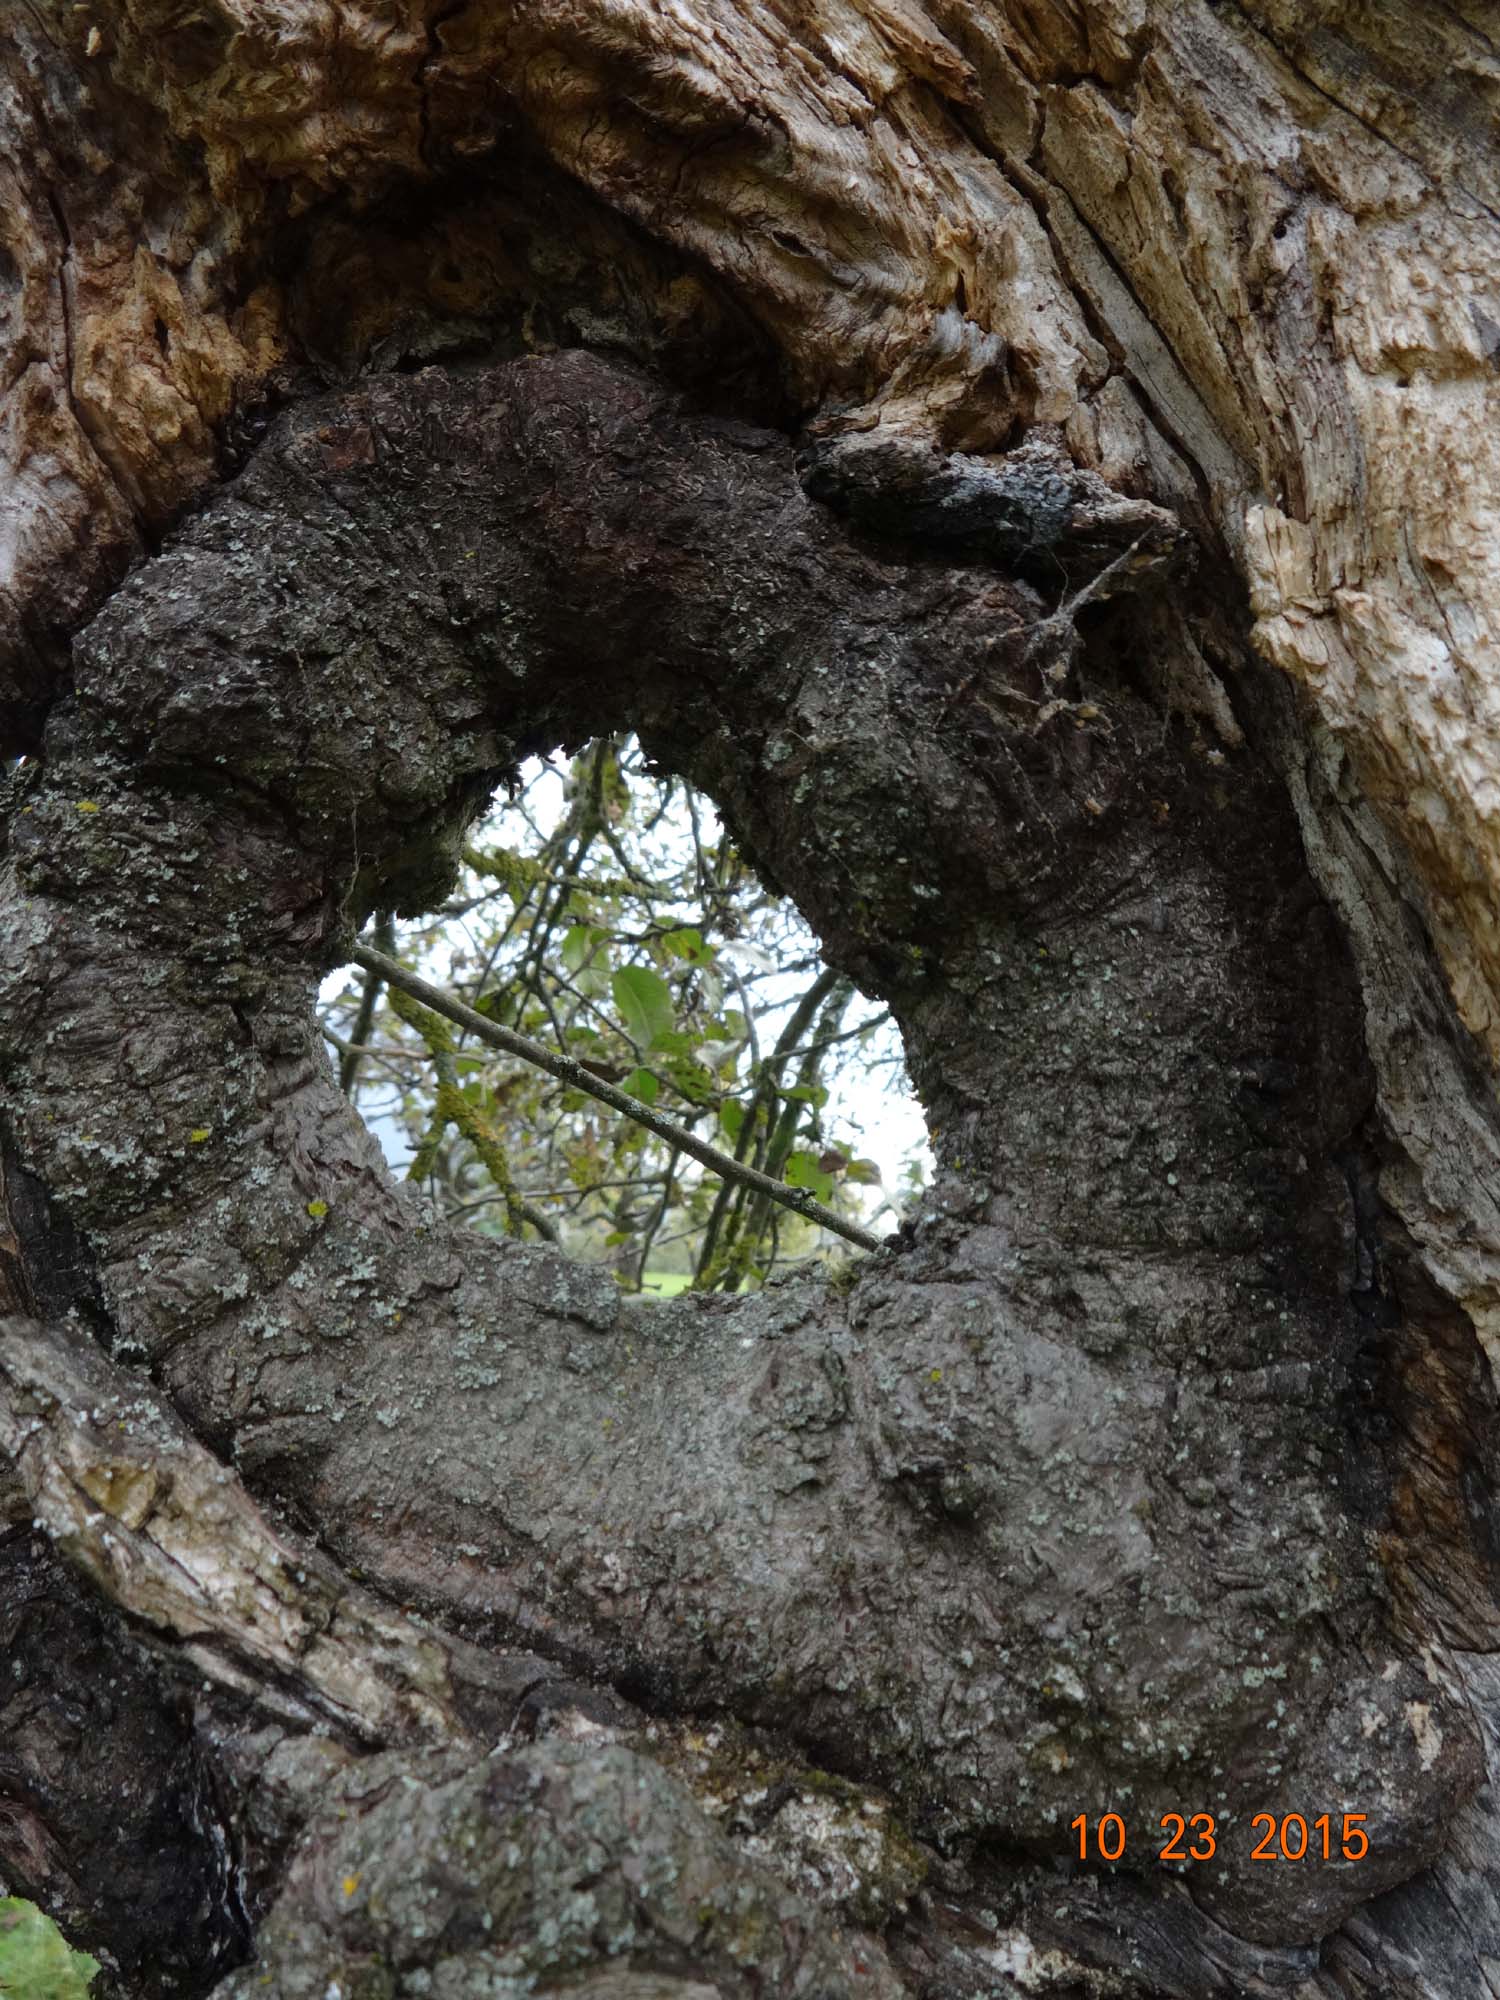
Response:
[[0, 1314, 511, 1747]]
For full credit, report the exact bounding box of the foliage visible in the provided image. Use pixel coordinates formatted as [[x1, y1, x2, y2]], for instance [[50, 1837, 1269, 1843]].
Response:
[[0, 1901, 99, 1998], [321, 738, 924, 1289]]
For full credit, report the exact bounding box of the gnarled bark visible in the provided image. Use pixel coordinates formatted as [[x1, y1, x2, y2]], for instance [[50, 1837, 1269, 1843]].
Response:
[[4, 5, 1500, 1996], [0, 346, 1493, 1997], [7, 0, 1500, 1402]]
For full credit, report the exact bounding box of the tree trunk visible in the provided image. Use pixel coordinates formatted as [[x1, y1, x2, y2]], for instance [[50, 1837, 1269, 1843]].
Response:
[[3, 5, 1500, 1995]]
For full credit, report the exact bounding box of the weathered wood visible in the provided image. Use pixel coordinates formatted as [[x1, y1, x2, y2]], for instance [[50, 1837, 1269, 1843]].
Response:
[[5, 0, 1500, 1377], [4, 4, 1500, 1994], [0, 1314, 928, 1995], [0, 349, 1494, 1995], [0, 1314, 526, 1747]]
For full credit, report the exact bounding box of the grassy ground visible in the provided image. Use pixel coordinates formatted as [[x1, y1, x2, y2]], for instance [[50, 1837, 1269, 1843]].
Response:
[[638, 1271, 694, 1297]]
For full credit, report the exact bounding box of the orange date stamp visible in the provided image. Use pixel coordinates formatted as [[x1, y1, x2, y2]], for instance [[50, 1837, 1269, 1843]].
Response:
[[1071, 1812, 1371, 1864]]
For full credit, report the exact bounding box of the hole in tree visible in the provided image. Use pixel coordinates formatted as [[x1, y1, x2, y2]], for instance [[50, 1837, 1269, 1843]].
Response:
[[321, 736, 930, 1293]]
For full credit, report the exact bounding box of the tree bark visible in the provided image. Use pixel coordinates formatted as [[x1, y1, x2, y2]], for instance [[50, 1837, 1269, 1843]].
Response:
[[3, 5, 1500, 1997]]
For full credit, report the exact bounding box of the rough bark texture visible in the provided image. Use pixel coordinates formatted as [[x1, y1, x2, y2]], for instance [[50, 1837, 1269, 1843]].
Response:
[[6, 0, 1500, 1369], [3, 4, 1500, 1997], [0, 347, 1489, 1995]]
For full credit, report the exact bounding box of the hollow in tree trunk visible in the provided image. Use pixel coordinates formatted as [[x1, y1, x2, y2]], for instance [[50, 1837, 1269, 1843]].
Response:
[[3, 5, 1500, 1996]]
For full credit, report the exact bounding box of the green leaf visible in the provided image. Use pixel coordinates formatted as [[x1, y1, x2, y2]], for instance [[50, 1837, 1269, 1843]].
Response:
[[785, 1150, 835, 1203], [563, 924, 606, 974], [660, 926, 712, 963], [662, 1054, 714, 1105], [0, 1899, 100, 1998], [612, 965, 674, 1049], [781, 1084, 830, 1108], [719, 1101, 746, 1143], [622, 1067, 660, 1105], [844, 1156, 883, 1186]]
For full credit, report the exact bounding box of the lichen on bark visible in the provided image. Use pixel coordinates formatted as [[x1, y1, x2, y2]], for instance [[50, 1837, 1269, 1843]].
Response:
[[5, 4, 1500, 1994], [0, 351, 1488, 1996]]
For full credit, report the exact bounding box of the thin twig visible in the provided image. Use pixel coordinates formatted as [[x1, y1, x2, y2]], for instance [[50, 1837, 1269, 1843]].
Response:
[[350, 943, 885, 1256]]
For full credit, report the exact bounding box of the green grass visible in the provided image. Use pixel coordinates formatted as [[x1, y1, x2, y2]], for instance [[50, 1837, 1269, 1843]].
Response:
[[638, 1270, 693, 1297]]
